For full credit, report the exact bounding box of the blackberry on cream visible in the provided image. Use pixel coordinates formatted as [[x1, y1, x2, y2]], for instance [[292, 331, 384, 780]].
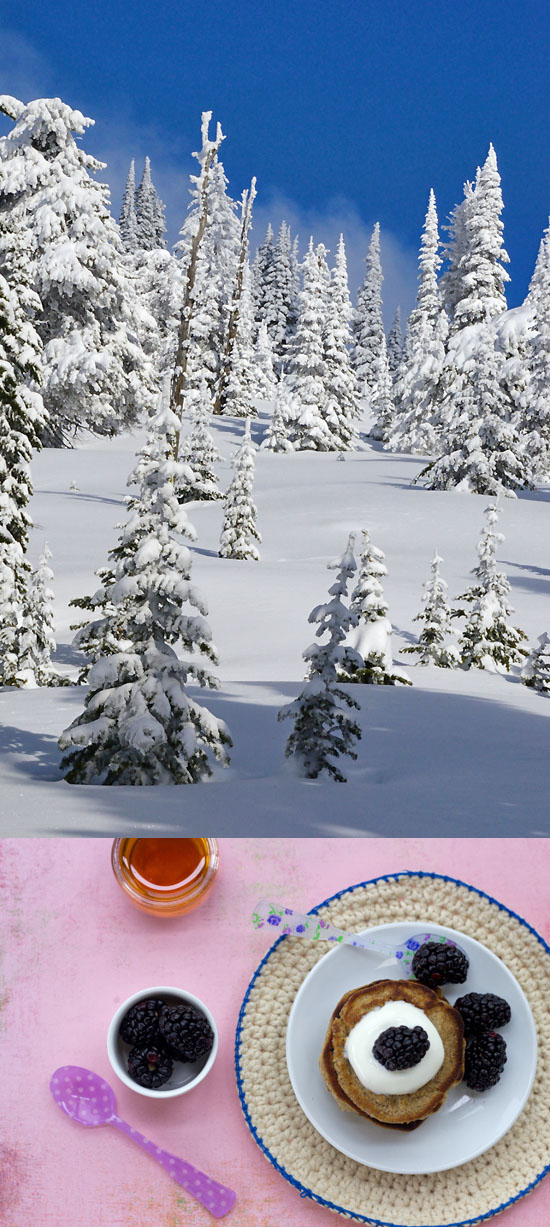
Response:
[[344, 1000, 445, 1095]]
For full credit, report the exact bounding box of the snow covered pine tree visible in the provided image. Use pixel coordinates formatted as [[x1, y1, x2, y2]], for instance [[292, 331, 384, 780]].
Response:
[[122, 155, 178, 388], [0, 94, 152, 443], [415, 325, 532, 495], [172, 115, 240, 415], [340, 529, 410, 684], [260, 374, 294, 452], [444, 145, 510, 334], [521, 632, 550, 696], [284, 240, 335, 450], [522, 221, 550, 478], [119, 158, 138, 251], [256, 220, 300, 373], [219, 421, 261, 559], [134, 156, 166, 250], [352, 222, 393, 440], [403, 551, 460, 667], [389, 190, 447, 455], [455, 503, 527, 671], [279, 535, 362, 781], [214, 180, 258, 417], [419, 145, 531, 491], [322, 234, 359, 450], [0, 236, 48, 685], [179, 374, 223, 501], [59, 406, 231, 784], [18, 545, 68, 686], [387, 306, 403, 382]]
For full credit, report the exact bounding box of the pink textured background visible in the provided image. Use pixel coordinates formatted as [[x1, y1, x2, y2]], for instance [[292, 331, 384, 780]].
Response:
[[1, 837, 549, 1227]]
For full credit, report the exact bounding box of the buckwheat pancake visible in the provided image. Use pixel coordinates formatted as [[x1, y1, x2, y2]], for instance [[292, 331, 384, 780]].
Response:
[[320, 979, 465, 1128]]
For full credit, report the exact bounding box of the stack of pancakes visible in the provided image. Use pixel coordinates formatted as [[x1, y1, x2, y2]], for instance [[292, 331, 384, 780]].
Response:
[[319, 978, 465, 1130]]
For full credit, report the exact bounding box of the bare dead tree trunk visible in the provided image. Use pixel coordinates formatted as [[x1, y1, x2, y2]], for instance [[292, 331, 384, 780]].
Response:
[[170, 112, 225, 459], [212, 177, 257, 415]]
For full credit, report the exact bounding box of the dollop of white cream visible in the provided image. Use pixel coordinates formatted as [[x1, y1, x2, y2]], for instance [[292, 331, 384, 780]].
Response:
[[344, 1001, 444, 1095]]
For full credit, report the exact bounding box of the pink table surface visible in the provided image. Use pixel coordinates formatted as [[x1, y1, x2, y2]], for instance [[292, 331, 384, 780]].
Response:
[[1, 837, 549, 1227]]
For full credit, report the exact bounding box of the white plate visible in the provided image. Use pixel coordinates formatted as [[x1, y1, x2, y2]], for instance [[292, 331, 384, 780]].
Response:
[[286, 921, 537, 1174]]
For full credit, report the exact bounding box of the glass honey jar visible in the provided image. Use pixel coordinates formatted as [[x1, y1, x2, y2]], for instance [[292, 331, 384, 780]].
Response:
[[111, 837, 220, 917]]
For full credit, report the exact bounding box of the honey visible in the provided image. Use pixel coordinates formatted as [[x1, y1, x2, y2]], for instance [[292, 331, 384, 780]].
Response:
[[111, 837, 220, 916]]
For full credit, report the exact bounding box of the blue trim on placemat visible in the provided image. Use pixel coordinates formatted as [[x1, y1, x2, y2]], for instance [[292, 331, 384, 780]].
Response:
[[234, 870, 550, 1227]]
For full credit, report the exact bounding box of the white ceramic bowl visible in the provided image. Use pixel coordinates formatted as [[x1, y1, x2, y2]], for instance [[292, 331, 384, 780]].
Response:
[[107, 984, 218, 1099]]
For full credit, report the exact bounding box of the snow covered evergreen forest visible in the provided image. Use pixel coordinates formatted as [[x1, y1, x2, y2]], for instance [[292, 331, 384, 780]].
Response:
[[0, 95, 549, 834]]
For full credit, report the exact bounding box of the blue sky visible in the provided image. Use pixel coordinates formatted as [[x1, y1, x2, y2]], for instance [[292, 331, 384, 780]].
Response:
[[2, 1, 550, 321]]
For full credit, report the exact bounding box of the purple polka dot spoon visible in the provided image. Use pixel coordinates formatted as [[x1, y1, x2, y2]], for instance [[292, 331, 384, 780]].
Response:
[[252, 899, 464, 974], [50, 1066, 236, 1219]]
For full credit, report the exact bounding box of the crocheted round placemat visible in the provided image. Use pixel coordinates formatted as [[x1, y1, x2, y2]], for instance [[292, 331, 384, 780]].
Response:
[[235, 872, 550, 1227]]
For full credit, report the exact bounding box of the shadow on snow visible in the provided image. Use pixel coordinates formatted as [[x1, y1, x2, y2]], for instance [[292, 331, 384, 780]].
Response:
[[1, 681, 549, 837]]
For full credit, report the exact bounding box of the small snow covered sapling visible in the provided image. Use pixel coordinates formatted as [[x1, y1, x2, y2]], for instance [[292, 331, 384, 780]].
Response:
[[219, 421, 261, 560], [252, 321, 277, 400], [455, 503, 527, 671], [341, 529, 411, 685], [521, 633, 550, 695], [18, 544, 70, 686], [278, 535, 362, 782], [403, 550, 460, 667], [178, 373, 223, 501], [260, 376, 294, 452]]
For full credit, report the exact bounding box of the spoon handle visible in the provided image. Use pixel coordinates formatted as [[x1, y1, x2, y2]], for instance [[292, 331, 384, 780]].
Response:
[[252, 898, 394, 953], [111, 1116, 236, 1219]]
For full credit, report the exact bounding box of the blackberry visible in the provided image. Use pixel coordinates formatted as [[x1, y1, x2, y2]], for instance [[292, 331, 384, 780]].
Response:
[[454, 992, 511, 1038], [411, 941, 469, 988], [372, 1024, 430, 1071], [159, 1003, 214, 1062], [464, 1032, 507, 1091], [119, 997, 165, 1046], [127, 1044, 173, 1089]]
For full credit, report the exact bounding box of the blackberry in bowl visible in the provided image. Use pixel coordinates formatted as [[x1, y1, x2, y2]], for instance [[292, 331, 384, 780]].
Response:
[[107, 985, 218, 1099], [159, 1002, 215, 1062], [127, 1043, 174, 1089], [119, 997, 166, 1046]]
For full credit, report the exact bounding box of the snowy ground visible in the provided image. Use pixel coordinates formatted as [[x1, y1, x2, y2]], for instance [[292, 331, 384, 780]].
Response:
[[1, 413, 549, 836]]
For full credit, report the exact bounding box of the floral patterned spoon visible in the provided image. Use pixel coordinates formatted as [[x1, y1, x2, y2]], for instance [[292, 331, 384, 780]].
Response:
[[252, 899, 462, 974], [50, 1066, 236, 1218]]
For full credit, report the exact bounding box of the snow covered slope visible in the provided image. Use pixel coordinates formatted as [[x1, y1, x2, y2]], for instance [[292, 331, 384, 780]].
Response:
[[1, 413, 549, 835]]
